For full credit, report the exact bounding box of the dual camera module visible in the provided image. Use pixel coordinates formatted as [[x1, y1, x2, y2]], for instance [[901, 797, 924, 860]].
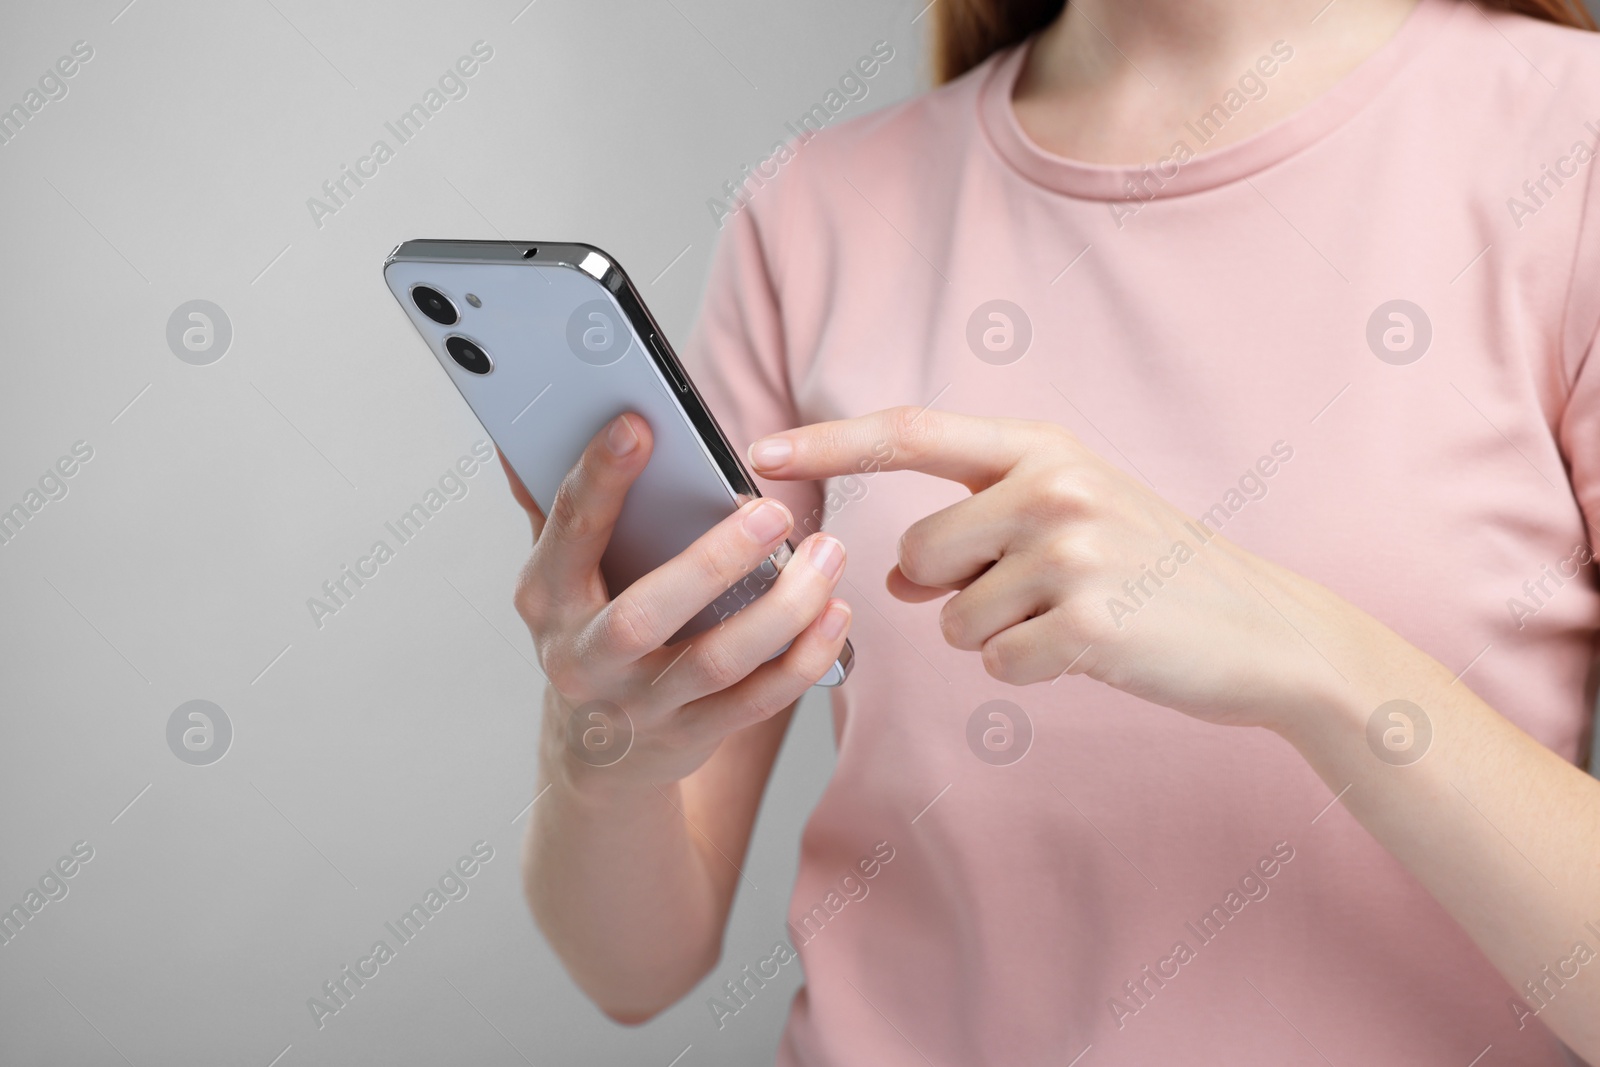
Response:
[[412, 285, 491, 375]]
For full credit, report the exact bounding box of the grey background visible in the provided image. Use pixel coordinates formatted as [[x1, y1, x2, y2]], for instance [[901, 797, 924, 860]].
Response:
[[0, 2, 920, 1065], [5, 2, 1600, 1066]]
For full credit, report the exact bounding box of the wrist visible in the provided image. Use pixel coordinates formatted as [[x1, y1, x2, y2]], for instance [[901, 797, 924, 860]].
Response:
[[1268, 605, 1454, 763], [554, 755, 665, 811], [537, 686, 663, 811], [1271, 671, 1371, 757], [1244, 568, 1419, 743]]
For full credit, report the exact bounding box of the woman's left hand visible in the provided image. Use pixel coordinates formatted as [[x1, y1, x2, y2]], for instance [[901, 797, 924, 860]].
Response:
[[748, 407, 1424, 733], [753, 408, 1600, 1060]]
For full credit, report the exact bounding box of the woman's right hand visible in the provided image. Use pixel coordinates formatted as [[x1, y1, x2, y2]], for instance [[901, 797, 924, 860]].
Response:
[[501, 412, 852, 796]]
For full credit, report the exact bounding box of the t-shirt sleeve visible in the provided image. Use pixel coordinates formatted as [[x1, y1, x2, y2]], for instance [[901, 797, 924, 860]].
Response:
[[1559, 153, 1600, 539], [1560, 332, 1600, 536], [678, 201, 825, 528]]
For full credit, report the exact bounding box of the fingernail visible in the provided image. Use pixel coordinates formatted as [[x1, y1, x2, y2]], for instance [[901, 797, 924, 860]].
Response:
[[744, 499, 791, 542], [819, 601, 849, 641], [810, 535, 844, 578], [606, 415, 640, 456], [748, 436, 792, 472]]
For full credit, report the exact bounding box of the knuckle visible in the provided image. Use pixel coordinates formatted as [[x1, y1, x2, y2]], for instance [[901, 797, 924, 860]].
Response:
[[544, 488, 595, 545], [1059, 597, 1111, 645], [896, 529, 932, 584], [938, 599, 978, 650], [691, 637, 747, 692], [512, 567, 546, 625], [884, 405, 932, 457], [540, 644, 585, 694], [781, 654, 828, 701], [764, 576, 817, 634], [1030, 420, 1078, 455], [598, 595, 656, 656], [544, 459, 605, 545], [980, 638, 1024, 685], [765, 635, 833, 707], [798, 626, 838, 670], [512, 560, 572, 641], [695, 540, 757, 598], [1033, 470, 1095, 516], [738, 681, 792, 727], [1043, 533, 1103, 577]]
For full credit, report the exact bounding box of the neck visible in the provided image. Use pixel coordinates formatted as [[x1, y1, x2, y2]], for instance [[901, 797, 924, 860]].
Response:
[[1015, 0, 1421, 163], [1060, 0, 1323, 70]]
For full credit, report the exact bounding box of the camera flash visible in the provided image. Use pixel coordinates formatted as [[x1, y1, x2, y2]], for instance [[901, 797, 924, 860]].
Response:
[[465, 293, 482, 308]]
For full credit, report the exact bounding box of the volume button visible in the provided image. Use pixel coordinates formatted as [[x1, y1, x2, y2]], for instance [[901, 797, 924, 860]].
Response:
[[649, 333, 689, 393]]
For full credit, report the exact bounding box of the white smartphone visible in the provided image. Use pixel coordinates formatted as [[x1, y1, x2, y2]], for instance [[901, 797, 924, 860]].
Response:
[[383, 239, 853, 687]]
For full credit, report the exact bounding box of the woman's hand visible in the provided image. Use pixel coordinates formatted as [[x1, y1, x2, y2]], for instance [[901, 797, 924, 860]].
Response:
[[751, 407, 1600, 1056], [504, 412, 852, 796], [510, 413, 851, 1021], [749, 407, 1407, 733]]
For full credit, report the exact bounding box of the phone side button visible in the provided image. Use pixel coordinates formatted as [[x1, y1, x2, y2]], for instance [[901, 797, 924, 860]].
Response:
[[648, 334, 689, 393]]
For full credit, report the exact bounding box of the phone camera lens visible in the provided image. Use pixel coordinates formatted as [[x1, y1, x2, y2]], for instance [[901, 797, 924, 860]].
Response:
[[445, 335, 492, 375], [412, 285, 458, 326]]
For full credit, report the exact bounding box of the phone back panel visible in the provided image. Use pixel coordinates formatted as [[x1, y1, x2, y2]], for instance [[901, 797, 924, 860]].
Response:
[[384, 255, 761, 642]]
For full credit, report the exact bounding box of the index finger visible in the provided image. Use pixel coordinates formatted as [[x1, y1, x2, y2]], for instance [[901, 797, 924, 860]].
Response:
[[746, 407, 1031, 491]]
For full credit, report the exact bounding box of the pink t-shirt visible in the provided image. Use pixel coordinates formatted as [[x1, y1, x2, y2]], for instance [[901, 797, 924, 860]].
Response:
[[681, 0, 1600, 1062]]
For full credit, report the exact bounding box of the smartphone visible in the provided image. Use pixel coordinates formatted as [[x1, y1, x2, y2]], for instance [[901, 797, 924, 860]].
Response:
[[383, 239, 853, 687]]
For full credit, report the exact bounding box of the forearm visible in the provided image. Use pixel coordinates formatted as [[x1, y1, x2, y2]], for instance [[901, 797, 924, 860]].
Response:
[[747, 407, 1600, 1048], [1277, 589, 1600, 1055], [522, 686, 724, 1022]]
